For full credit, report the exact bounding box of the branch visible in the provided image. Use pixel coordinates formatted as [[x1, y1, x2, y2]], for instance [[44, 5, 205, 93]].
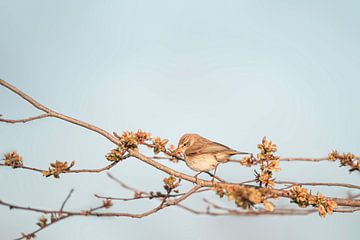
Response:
[[0, 183, 201, 239], [276, 181, 360, 190], [0, 79, 237, 185], [94, 173, 210, 202], [1, 79, 358, 187], [279, 157, 329, 162], [0, 113, 51, 123], [0, 186, 201, 218], [60, 189, 74, 212], [334, 208, 360, 213], [1, 79, 360, 238], [0, 160, 122, 175], [0, 79, 119, 145], [12, 188, 75, 240], [16, 215, 70, 240], [201, 198, 317, 216]]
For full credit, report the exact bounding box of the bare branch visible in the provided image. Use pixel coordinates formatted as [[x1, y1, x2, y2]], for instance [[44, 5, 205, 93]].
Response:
[[334, 208, 360, 213], [0, 113, 51, 123], [0, 79, 119, 145], [178, 201, 317, 216], [276, 181, 360, 190], [60, 189, 74, 212], [15, 215, 70, 240], [96, 173, 211, 202], [107, 172, 142, 193], [279, 157, 329, 162], [0, 160, 122, 175]]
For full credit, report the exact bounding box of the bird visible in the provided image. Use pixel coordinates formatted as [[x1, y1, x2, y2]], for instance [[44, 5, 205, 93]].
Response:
[[174, 133, 250, 176]]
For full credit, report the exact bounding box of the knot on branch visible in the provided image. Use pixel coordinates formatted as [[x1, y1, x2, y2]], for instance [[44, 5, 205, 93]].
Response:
[[290, 185, 337, 217], [42, 160, 75, 178], [3, 151, 23, 168], [255, 137, 281, 187], [328, 150, 360, 172]]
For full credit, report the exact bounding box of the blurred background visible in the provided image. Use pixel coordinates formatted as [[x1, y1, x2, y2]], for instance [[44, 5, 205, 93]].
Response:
[[0, 1, 359, 239]]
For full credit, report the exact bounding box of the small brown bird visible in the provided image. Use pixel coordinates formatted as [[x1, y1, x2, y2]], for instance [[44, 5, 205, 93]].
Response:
[[175, 133, 249, 174]]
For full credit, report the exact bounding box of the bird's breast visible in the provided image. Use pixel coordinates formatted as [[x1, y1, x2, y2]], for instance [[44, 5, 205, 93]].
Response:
[[185, 154, 219, 172]]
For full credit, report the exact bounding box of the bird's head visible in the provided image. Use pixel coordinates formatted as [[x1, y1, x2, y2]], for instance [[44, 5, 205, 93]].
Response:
[[175, 133, 200, 156]]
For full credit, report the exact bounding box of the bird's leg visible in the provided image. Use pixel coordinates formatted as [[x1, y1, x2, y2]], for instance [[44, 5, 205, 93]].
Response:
[[204, 171, 216, 183], [211, 165, 218, 183], [204, 166, 218, 183], [205, 171, 225, 183]]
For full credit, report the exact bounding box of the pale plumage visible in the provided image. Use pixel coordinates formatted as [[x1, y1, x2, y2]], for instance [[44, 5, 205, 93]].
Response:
[[175, 133, 249, 172]]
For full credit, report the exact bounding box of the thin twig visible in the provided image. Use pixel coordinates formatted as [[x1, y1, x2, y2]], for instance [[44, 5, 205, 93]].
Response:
[[0, 113, 51, 123], [348, 193, 360, 199], [183, 199, 317, 216], [15, 215, 70, 240], [276, 181, 360, 190], [334, 208, 360, 213], [0, 160, 123, 175], [97, 174, 211, 202], [1, 185, 200, 240], [0, 154, 130, 174], [60, 189, 74, 212], [0, 164, 43, 173], [107, 172, 142, 193], [279, 157, 329, 162]]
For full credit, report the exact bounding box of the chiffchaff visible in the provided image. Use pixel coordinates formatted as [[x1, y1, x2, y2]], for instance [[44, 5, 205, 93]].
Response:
[[175, 133, 249, 173]]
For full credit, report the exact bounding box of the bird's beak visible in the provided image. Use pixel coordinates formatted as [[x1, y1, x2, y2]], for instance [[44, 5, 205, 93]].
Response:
[[173, 146, 186, 158]]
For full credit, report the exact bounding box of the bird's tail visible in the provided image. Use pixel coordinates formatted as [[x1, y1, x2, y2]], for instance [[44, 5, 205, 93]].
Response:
[[234, 151, 252, 155]]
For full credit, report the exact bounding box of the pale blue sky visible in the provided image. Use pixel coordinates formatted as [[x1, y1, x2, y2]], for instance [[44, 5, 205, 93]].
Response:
[[1, 1, 359, 239]]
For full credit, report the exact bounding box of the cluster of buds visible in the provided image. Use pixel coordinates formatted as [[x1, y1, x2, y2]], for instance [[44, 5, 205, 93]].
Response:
[[3, 151, 23, 168], [105, 148, 126, 162], [255, 137, 280, 187], [163, 176, 181, 193], [328, 150, 360, 172], [42, 160, 75, 178], [36, 212, 63, 229], [21, 233, 36, 240], [290, 185, 337, 217], [36, 213, 65, 231], [152, 137, 169, 154], [114, 130, 170, 155], [36, 216, 48, 228], [115, 131, 146, 150], [239, 155, 257, 167], [102, 199, 113, 209], [214, 185, 274, 211]]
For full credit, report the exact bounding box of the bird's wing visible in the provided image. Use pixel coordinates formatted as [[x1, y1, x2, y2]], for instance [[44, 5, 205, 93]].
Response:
[[185, 139, 237, 156]]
